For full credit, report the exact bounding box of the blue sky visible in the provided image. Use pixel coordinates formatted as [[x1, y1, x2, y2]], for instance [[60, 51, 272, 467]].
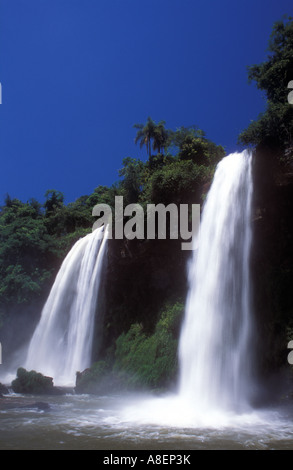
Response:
[[0, 0, 292, 204]]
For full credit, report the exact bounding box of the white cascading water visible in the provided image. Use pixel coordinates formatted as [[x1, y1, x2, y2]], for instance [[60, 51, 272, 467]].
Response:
[[25, 225, 108, 386], [178, 149, 254, 412]]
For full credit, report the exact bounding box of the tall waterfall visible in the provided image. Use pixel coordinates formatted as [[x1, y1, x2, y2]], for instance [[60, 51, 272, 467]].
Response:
[[178, 150, 254, 412], [25, 225, 108, 386]]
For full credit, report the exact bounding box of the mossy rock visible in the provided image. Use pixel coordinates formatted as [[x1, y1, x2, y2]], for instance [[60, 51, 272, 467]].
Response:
[[75, 361, 121, 394], [11, 367, 63, 395]]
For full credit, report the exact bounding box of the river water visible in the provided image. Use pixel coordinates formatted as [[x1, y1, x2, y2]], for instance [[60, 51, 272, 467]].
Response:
[[0, 392, 292, 450]]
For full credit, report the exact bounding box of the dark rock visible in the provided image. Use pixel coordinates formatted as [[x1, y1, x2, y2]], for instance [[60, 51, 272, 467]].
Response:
[[75, 361, 122, 394], [0, 383, 9, 396]]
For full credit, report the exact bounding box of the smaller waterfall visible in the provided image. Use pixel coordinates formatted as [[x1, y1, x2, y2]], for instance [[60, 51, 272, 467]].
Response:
[[25, 225, 108, 386]]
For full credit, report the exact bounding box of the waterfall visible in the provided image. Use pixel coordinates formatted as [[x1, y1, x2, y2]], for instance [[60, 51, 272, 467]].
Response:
[[25, 225, 108, 387], [178, 150, 254, 412]]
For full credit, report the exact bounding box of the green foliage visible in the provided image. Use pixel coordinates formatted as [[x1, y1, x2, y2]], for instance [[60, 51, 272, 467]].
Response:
[[247, 17, 293, 104], [44, 193, 93, 237], [0, 192, 95, 313], [142, 159, 211, 205], [165, 125, 224, 163], [118, 157, 145, 205], [239, 17, 293, 155], [145, 153, 173, 172], [152, 120, 169, 154], [86, 184, 119, 209], [166, 126, 206, 151], [179, 135, 209, 164], [113, 302, 184, 390], [0, 265, 50, 305], [44, 189, 65, 216], [0, 199, 54, 308]]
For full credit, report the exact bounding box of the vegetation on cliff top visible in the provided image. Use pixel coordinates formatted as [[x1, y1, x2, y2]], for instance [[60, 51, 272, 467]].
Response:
[[239, 16, 293, 163]]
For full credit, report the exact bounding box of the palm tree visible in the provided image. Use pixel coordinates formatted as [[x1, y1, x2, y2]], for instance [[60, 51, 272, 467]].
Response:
[[152, 120, 168, 154], [134, 117, 169, 157], [133, 117, 156, 157]]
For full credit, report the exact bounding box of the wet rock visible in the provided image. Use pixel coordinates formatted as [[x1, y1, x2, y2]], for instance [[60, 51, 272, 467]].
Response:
[[0, 383, 9, 397]]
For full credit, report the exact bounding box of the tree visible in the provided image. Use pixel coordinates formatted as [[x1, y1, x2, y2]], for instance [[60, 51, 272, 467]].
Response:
[[44, 189, 64, 215], [247, 17, 293, 104], [166, 126, 206, 153], [118, 157, 145, 204], [165, 126, 224, 166], [142, 159, 210, 205], [4, 193, 13, 208], [134, 117, 169, 157], [0, 200, 52, 307], [152, 120, 168, 154], [238, 17, 293, 156], [134, 117, 156, 157]]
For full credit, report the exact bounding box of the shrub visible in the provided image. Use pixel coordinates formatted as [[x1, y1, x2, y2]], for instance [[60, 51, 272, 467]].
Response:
[[113, 301, 184, 390]]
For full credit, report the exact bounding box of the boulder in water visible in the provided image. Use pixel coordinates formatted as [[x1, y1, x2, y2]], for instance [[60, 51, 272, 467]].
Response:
[[75, 361, 121, 394], [11, 367, 64, 395]]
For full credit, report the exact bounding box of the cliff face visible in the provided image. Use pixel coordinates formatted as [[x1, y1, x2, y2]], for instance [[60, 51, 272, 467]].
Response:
[[94, 236, 190, 359], [251, 142, 293, 389]]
